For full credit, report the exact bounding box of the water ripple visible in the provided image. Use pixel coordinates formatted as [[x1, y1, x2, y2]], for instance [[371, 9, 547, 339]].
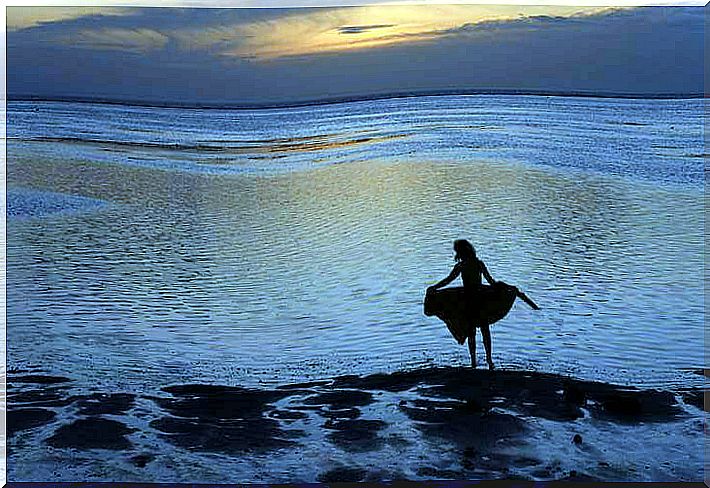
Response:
[[6, 96, 705, 394]]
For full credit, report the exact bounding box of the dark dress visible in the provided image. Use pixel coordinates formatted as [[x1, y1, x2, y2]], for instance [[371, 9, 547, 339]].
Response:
[[423, 259, 518, 345]]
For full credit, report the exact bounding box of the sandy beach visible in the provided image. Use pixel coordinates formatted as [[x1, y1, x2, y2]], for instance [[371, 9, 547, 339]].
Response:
[[8, 366, 705, 483]]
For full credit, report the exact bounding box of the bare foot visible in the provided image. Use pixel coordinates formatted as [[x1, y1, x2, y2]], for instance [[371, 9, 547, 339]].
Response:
[[471, 361, 477, 369], [487, 361, 495, 370]]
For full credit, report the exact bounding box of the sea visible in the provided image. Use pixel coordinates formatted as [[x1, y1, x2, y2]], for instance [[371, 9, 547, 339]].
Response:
[[7, 94, 705, 391]]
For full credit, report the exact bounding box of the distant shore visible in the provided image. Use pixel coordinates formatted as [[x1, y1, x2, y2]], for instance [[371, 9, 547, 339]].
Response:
[[7, 89, 706, 111]]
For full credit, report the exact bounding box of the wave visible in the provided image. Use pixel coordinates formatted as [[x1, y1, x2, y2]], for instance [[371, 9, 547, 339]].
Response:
[[8, 88, 706, 111]]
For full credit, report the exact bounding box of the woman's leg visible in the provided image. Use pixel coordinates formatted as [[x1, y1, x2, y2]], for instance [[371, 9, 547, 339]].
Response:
[[480, 324, 494, 369], [467, 328, 477, 368]]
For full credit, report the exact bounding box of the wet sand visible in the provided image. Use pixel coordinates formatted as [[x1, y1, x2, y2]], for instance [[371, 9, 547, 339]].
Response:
[[8, 366, 706, 483]]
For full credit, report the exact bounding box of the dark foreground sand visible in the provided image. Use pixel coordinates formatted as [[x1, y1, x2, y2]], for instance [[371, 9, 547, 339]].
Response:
[[8, 367, 706, 483]]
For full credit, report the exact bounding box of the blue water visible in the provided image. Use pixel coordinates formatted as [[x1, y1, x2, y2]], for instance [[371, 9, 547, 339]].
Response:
[[6, 95, 706, 393], [7, 187, 109, 218], [8, 96, 704, 183]]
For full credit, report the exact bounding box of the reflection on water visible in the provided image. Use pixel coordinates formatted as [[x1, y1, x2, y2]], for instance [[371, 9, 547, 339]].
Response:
[[6, 96, 705, 392], [10, 130, 409, 158]]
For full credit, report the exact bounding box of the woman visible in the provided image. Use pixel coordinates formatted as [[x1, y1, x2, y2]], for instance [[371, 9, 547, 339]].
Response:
[[427, 239, 497, 369]]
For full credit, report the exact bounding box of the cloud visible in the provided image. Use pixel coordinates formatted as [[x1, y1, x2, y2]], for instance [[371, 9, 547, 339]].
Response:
[[12, 5, 619, 59], [195, 5, 617, 59], [337, 24, 396, 35], [6, 7, 133, 31], [7, 6, 702, 105], [65, 28, 169, 53]]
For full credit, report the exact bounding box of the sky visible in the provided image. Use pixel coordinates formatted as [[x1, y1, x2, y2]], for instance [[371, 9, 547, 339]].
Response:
[[6, 5, 704, 105]]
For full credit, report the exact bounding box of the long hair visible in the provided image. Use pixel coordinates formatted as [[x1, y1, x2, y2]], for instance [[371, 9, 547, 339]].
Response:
[[453, 239, 476, 262]]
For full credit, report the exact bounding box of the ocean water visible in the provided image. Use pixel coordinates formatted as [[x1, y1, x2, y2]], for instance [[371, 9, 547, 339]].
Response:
[[6, 95, 706, 393]]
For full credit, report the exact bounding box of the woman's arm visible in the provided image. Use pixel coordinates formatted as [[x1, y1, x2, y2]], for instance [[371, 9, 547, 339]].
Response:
[[481, 261, 496, 285], [428, 263, 461, 291]]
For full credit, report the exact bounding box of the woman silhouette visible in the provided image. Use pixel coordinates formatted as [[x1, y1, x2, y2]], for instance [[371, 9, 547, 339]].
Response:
[[427, 239, 497, 369]]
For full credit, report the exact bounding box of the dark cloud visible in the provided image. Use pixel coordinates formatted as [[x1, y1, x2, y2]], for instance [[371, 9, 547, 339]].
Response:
[[337, 24, 395, 35]]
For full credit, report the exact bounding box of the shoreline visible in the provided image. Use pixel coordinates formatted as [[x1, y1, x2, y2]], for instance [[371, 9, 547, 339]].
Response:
[[8, 365, 705, 483]]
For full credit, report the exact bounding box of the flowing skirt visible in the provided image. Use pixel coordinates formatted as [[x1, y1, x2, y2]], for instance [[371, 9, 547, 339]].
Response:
[[423, 282, 518, 345]]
